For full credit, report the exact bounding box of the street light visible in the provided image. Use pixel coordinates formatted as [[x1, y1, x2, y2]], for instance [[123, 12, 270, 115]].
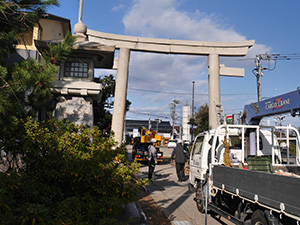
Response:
[[191, 81, 195, 140]]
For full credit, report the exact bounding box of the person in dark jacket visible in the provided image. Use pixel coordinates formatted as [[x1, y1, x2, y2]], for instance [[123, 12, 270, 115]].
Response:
[[171, 139, 186, 182], [148, 138, 158, 181]]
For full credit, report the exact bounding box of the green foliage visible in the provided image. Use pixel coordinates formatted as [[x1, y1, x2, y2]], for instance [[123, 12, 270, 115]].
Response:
[[0, 0, 66, 118], [0, 65, 12, 114], [0, 32, 75, 163], [0, 1, 141, 223], [0, 117, 146, 224], [94, 74, 131, 132], [188, 118, 197, 126], [194, 103, 209, 135], [10, 31, 76, 113], [289, 143, 296, 156], [0, 0, 76, 177], [41, 31, 76, 65], [94, 75, 115, 131]]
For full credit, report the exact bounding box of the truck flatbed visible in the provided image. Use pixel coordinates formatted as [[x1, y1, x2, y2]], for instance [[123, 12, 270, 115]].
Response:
[[212, 165, 300, 219]]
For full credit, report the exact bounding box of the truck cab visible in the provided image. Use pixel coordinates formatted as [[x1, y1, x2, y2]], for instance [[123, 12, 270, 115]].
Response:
[[189, 124, 285, 185]]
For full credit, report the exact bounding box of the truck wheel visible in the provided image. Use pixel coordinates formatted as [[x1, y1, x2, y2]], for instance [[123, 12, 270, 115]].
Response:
[[196, 182, 204, 213], [251, 210, 267, 225]]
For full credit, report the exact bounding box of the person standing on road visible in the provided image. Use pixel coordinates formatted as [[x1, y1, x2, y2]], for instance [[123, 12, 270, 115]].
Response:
[[148, 138, 158, 181], [171, 139, 186, 182]]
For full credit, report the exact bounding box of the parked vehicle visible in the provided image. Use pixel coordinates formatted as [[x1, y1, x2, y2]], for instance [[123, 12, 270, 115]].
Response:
[[183, 141, 190, 152], [189, 89, 300, 225], [167, 139, 177, 148], [132, 127, 163, 163]]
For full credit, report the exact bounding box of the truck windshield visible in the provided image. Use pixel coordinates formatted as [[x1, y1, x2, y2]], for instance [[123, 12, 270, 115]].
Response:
[[191, 135, 204, 160]]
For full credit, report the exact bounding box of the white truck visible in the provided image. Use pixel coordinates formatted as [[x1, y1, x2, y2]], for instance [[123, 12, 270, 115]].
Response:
[[189, 89, 300, 225]]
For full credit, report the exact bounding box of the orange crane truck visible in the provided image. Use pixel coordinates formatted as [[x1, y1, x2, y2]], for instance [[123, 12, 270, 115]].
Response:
[[132, 127, 163, 163]]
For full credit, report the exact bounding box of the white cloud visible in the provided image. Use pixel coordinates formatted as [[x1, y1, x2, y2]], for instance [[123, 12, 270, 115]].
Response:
[[124, 0, 250, 42], [112, 4, 124, 12], [128, 52, 208, 106]]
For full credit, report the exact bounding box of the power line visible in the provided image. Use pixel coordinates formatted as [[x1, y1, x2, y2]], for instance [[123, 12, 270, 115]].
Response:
[[237, 53, 300, 61], [128, 87, 254, 96], [265, 53, 300, 60], [129, 76, 160, 87], [128, 87, 198, 95], [128, 110, 169, 119], [129, 75, 175, 89], [252, 52, 300, 101]]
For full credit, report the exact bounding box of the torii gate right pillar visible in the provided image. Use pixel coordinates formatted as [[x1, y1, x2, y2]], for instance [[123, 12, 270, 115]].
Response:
[[208, 54, 246, 130], [208, 53, 220, 130]]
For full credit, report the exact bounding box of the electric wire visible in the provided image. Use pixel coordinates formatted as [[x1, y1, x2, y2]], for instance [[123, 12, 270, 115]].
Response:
[[127, 110, 169, 119], [128, 87, 254, 96], [129, 75, 187, 89], [129, 76, 162, 87]]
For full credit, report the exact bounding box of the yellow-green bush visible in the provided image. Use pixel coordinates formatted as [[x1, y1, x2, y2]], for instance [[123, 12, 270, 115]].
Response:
[[0, 117, 145, 224]]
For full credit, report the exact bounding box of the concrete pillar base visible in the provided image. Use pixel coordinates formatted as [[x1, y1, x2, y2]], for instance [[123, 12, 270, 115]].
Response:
[[55, 96, 94, 128]]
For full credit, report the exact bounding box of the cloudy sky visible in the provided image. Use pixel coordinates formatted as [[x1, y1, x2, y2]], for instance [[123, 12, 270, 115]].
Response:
[[49, 0, 300, 127]]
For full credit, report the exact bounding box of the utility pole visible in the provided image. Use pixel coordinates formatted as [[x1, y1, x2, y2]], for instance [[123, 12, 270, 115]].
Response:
[[252, 52, 299, 102], [155, 118, 161, 132], [191, 81, 195, 140], [170, 99, 180, 139], [253, 55, 263, 101], [148, 113, 151, 130], [274, 115, 285, 138], [238, 111, 242, 124]]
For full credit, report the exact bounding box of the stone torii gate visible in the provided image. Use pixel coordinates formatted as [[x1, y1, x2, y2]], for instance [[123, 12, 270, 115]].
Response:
[[74, 0, 254, 145], [86, 29, 254, 144]]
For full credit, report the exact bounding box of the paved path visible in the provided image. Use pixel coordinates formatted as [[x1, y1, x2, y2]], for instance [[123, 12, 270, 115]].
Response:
[[130, 145, 234, 225]]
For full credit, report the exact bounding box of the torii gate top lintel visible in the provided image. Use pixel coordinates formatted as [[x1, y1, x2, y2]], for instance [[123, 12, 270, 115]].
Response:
[[87, 29, 255, 56]]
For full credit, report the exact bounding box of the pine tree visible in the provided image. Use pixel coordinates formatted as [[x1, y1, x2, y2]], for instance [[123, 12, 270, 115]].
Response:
[[94, 74, 131, 132], [0, 0, 75, 164]]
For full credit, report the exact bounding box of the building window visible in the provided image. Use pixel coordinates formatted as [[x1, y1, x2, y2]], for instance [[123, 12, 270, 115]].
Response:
[[64, 61, 89, 78]]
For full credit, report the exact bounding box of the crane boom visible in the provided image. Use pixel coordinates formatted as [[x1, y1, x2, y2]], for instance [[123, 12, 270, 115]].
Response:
[[243, 88, 300, 125]]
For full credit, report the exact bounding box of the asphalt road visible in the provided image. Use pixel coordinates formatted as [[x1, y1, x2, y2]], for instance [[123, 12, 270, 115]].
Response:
[[128, 145, 234, 225]]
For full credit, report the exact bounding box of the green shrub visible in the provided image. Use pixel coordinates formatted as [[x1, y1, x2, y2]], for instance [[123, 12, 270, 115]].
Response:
[[0, 117, 145, 224]]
